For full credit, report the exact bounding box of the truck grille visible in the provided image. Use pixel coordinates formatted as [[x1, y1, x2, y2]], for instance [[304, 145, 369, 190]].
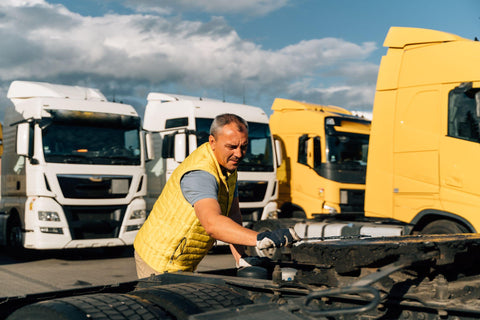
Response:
[[339, 189, 365, 213], [237, 181, 268, 202], [57, 174, 132, 199], [63, 205, 126, 240]]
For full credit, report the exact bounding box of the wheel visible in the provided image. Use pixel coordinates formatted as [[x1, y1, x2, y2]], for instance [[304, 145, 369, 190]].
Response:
[[420, 219, 469, 234], [5, 214, 32, 259], [7, 215, 22, 248], [130, 283, 252, 320], [291, 210, 307, 219], [7, 293, 171, 320], [246, 219, 297, 260]]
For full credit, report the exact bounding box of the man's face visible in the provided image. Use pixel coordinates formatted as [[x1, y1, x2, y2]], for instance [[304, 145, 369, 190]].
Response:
[[209, 123, 248, 173]]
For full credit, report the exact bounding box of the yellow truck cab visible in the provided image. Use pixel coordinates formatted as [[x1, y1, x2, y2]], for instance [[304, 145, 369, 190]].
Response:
[[365, 27, 480, 234], [270, 98, 370, 218]]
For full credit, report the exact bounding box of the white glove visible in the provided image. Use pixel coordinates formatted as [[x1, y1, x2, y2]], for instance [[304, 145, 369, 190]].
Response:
[[256, 227, 301, 250]]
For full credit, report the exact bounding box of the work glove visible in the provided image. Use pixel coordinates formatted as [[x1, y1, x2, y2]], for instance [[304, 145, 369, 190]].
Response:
[[256, 228, 300, 250], [236, 255, 272, 268]]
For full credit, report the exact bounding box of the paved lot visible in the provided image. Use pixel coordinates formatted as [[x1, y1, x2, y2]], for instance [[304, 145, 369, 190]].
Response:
[[0, 246, 235, 298]]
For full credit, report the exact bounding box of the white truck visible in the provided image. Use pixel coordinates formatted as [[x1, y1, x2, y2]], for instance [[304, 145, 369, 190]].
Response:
[[142, 93, 280, 228], [0, 81, 147, 250]]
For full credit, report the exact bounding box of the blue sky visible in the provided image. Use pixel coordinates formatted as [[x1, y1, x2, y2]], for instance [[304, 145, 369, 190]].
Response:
[[0, 0, 479, 119]]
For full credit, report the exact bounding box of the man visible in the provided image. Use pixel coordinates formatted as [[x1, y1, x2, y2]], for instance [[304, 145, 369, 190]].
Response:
[[134, 113, 299, 278]]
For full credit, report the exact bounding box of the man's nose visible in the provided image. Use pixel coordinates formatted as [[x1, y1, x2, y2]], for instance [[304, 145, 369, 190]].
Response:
[[233, 147, 243, 158]]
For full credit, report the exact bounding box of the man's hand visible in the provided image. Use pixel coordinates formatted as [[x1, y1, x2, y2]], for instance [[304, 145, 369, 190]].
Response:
[[236, 255, 272, 268], [256, 228, 300, 250]]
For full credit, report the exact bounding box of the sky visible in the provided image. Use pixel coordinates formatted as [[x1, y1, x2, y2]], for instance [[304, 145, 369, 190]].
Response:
[[0, 0, 479, 120]]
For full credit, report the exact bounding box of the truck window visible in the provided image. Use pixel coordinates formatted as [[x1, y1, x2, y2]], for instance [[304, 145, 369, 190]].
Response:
[[195, 118, 212, 145], [42, 112, 141, 166], [165, 117, 188, 129], [298, 134, 308, 165], [448, 85, 480, 142], [326, 134, 368, 164], [241, 122, 274, 172]]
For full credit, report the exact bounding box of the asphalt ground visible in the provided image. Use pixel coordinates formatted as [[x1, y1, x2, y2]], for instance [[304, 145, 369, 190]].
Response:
[[0, 246, 235, 298]]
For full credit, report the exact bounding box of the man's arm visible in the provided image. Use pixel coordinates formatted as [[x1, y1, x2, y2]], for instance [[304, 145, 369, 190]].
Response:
[[194, 197, 258, 248]]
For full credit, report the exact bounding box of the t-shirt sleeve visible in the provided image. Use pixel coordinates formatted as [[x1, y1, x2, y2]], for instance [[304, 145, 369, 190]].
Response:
[[180, 170, 218, 206]]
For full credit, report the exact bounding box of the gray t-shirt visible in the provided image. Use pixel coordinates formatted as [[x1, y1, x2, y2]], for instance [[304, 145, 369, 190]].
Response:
[[180, 170, 238, 206]]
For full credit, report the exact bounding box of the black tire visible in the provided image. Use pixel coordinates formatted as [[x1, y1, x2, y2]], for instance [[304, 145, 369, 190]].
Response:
[[246, 219, 297, 260], [7, 293, 172, 320], [6, 214, 22, 249], [5, 214, 33, 260], [420, 219, 469, 234], [130, 283, 252, 320]]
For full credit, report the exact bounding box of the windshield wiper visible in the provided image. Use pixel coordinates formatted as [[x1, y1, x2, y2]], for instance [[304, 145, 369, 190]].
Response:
[[61, 154, 92, 164]]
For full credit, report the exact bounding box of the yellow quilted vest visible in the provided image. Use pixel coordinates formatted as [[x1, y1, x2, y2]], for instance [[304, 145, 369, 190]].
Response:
[[134, 142, 237, 273]]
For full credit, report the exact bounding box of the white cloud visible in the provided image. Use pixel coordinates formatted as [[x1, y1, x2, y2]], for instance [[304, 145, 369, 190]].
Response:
[[286, 79, 376, 111], [0, 0, 379, 117], [0, 0, 44, 7], [124, 0, 290, 16]]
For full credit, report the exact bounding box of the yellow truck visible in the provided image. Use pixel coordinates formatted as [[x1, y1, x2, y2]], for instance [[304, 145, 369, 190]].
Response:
[[365, 26, 480, 234], [270, 98, 370, 219], [256, 27, 480, 248]]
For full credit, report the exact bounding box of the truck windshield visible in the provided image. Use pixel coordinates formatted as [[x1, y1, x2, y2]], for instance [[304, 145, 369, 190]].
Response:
[[195, 118, 274, 172], [41, 111, 141, 165], [317, 122, 369, 184], [326, 132, 369, 166]]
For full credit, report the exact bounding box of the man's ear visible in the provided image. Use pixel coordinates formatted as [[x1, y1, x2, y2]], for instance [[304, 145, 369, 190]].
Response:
[[209, 135, 216, 150]]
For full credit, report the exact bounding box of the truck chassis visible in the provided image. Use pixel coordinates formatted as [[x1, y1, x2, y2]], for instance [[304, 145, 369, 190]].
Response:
[[4, 234, 480, 319]]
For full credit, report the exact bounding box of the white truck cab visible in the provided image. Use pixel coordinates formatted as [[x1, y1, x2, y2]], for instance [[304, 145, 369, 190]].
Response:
[[0, 81, 147, 250], [143, 93, 280, 228]]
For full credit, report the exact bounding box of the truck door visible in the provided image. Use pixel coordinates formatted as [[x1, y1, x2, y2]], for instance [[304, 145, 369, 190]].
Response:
[[392, 88, 441, 223], [440, 83, 480, 230], [292, 134, 323, 215]]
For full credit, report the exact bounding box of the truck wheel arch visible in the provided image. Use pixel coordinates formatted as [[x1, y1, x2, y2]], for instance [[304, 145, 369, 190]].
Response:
[[411, 210, 474, 234], [279, 203, 306, 219]]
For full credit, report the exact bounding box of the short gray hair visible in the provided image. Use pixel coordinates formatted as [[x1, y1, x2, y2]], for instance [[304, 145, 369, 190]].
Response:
[[210, 113, 248, 138]]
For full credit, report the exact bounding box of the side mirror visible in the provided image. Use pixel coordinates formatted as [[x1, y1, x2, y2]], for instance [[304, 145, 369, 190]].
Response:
[[145, 132, 154, 161], [16, 123, 31, 157], [174, 133, 187, 163], [274, 139, 283, 167]]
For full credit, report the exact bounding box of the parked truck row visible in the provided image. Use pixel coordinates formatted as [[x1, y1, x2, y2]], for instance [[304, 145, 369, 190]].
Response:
[[0, 80, 281, 252], [3, 26, 480, 254]]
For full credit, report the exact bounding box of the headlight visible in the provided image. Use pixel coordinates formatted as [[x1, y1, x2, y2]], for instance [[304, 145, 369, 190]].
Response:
[[38, 211, 60, 221], [40, 227, 63, 234], [130, 209, 146, 220], [323, 204, 338, 214]]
